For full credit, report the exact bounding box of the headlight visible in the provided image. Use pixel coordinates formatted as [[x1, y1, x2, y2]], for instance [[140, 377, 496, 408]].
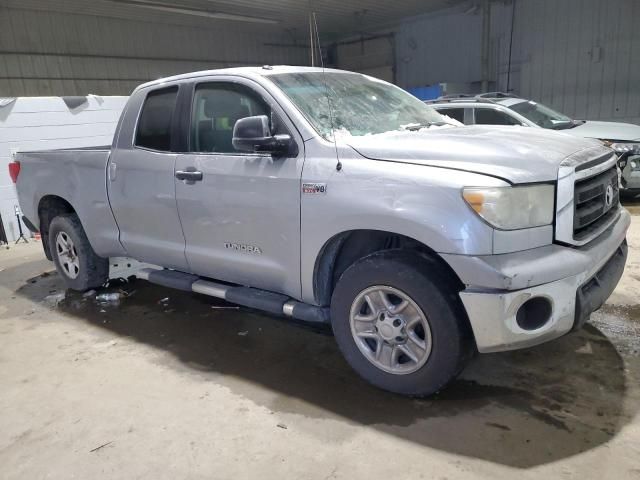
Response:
[[611, 142, 640, 154], [463, 184, 555, 230]]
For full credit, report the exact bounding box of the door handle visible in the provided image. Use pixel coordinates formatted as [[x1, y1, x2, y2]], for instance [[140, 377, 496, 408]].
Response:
[[108, 162, 117, 182], [175, 170, 203, 182]]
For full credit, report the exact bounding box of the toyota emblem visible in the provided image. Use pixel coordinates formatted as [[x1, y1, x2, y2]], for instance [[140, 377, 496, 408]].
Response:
[[605, 184, 614, 207]]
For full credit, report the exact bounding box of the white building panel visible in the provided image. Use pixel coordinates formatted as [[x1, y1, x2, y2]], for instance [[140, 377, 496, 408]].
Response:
[[0, 96, 128, 243]]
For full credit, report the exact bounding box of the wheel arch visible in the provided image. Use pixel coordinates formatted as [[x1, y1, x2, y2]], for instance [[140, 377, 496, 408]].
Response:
[[38, 195, 76, 260], [312, 229, 465, 307]]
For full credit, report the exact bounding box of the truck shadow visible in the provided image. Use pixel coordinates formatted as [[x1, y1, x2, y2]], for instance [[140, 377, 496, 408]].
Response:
[[12, 268, 635, 469]]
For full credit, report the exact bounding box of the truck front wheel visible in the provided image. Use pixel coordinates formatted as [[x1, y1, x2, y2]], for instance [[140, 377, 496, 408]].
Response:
[[49, 214, 109, 291], [330, 251, 472, 396]]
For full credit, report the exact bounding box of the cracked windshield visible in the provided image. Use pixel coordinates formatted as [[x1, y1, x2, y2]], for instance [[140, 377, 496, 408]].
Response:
[[269, 71, 455, 138]]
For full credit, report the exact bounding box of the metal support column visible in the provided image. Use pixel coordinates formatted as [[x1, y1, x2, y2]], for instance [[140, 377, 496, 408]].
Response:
[[481, 0, 491, 93]]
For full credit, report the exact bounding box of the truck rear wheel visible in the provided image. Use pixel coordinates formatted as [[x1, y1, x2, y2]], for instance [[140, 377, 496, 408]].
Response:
[[49, 214, 108, 291], [330, 251, 472, 396]]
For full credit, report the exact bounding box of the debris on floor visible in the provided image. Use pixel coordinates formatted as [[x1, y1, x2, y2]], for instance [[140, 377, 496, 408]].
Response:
[[96, 292, 120, 302], [237, 331, 249, 336], [89, 441, 113, 453], [43, 292, 66, 307], [96, 292, 121, 305], [120, 289, 136, 298], [103, 277, 131, 288], [575, 343, 594, 355]]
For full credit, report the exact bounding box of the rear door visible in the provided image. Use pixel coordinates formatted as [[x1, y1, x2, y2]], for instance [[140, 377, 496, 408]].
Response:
[[174, 77, 304, 298], [107, 86, 190, 270]]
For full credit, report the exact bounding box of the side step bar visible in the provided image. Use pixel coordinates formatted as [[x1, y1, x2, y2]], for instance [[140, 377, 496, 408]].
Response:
[[136, 268, 330, 324]]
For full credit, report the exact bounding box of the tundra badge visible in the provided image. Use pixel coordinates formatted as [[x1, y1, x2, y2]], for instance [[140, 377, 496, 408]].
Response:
[[224, 243, 262, 254]]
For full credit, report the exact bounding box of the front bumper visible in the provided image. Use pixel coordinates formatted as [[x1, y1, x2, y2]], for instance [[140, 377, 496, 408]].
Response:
[[447, 208, 630, 353]]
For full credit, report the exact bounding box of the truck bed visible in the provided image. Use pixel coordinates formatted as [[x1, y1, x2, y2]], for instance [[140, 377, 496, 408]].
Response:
[[15, 147, 125, 258]]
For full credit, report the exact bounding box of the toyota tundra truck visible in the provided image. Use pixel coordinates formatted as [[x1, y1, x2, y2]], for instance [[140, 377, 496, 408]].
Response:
[[10, 66, 629, 396]]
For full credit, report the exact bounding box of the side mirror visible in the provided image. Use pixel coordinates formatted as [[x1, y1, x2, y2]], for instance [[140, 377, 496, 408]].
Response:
[[232, 115, 296, 156]]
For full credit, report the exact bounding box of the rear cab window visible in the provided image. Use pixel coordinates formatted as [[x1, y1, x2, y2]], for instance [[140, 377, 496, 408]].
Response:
[[135, 86, 179, 151]]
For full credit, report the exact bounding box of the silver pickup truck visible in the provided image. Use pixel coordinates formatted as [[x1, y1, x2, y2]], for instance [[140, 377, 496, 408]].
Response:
[[11, 66, 629, 396]]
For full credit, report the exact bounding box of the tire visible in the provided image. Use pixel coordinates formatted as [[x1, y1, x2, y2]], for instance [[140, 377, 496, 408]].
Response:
[[49, 214, 109, 291], [330, 250, 473, 396]]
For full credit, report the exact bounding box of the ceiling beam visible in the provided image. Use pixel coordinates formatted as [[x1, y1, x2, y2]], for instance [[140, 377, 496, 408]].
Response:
[[103, 0, 280, 24]]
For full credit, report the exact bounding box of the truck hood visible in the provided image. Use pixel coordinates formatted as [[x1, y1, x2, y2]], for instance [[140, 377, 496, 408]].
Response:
[[344, 125, 604, 183], [561, 120, 640, 142]]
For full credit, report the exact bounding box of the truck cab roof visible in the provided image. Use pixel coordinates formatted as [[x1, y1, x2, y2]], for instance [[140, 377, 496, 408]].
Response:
[[135, 65, 349, 92]]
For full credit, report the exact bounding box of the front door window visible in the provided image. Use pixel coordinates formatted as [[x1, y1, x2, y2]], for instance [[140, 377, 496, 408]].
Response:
[[190, 83, 270, 154]]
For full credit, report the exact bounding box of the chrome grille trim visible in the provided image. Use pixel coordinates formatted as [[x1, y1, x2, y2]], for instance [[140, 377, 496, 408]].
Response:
[[555, 148, 619, 246], [573, 167, 619, 240]]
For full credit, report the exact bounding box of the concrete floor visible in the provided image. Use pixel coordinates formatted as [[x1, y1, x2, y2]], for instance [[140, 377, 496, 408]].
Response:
[[1, 214, 640, 479]]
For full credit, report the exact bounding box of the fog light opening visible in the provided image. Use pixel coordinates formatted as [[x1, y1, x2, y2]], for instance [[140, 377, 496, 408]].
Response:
[[516, 297, 553, 331]]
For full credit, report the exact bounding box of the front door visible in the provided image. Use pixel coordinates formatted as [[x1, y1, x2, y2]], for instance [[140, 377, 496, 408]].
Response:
[[107, 85, 190, 271], [174, 79, 304, 298]]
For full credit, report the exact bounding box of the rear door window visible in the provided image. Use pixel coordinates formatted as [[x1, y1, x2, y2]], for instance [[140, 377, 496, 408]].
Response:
[[135, 87, 179, 151]]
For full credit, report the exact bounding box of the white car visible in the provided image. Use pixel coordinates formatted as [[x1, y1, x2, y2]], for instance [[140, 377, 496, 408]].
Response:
[[429, 93, 640, 196]]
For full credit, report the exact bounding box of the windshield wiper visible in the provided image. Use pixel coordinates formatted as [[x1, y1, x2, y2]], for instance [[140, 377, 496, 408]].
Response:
[[402, 121, 448, 131]]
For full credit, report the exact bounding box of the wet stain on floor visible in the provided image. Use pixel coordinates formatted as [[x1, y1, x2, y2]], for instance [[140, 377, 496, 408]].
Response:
[[593, 304, 640, 355], [600, 303, 640, 323], [6, 267, 639, 468]]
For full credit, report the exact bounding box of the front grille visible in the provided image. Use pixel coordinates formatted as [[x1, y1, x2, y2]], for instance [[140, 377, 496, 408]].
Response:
[[573, 167, 619, 241]]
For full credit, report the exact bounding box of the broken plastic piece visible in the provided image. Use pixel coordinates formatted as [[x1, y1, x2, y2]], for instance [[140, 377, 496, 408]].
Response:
[[44, 292, 66, 307], [96, 293, 121, 302]]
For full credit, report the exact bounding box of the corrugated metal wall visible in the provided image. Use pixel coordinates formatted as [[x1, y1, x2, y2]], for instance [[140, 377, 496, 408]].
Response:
[[336, 36, 395, 83], [506, 0, 640, 124], [394, 6, 483, 89], [2, 1, 638, 123], [392, 0, 640, 124], [0, 6, 308, 96]]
